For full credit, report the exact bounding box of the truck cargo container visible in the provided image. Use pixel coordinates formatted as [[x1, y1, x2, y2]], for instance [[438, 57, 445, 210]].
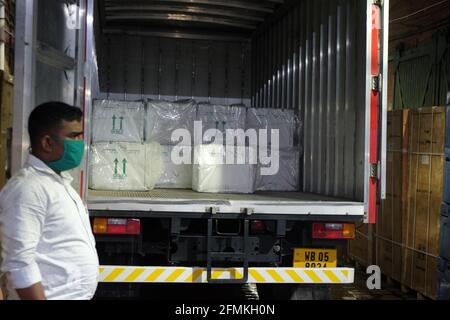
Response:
[[12, 0, 389, 299]]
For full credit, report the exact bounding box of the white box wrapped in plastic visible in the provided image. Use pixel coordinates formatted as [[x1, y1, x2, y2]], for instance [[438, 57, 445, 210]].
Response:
[[155, 145, 193, 189], [197, 104, 246, 144], [145, 141, 164, 190], [256, 148, 300, 191], [246, 108, 298, 149], [146, 99, 197, 145], [89, 142, 147, 191], [192, 144, 257, 194], [92, 100, 145, 143]]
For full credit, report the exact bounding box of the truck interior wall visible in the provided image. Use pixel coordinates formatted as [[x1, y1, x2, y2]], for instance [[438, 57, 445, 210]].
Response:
[[94, 33, 251, 106], [251, 0, 367, 202], [35, 0, 78, 106]]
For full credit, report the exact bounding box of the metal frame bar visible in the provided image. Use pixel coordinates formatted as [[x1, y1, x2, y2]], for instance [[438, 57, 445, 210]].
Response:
[[89, 210, 365, 222], [98, 266, 355, 284], [104, 0, 276, 14], [81, 0, 95, 200], [106, 13, 258, 30], [380, 0, 389, 200], [103, 27, 250, 42], [105, 5, 266, 23], [206, 218, 249, 284], [87, 198, 365, 216], [363, 0, 373, 221], [12, 0, 37, 174]]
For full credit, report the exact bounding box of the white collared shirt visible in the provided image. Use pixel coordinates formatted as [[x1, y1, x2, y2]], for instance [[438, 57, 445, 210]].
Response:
[[0, 154, 99, 300]]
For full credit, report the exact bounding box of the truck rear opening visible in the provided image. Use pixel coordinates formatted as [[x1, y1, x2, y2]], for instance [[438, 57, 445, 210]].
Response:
[[85, 0, 387, 223]]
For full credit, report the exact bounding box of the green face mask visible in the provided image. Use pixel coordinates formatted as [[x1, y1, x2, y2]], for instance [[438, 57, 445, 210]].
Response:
[[47, 139, 85, 172]]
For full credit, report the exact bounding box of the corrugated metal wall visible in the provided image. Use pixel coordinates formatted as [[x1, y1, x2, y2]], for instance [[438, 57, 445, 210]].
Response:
[[251, 0, 367, 201], [96, 35, 251, 105], [393, 30, 450, 110], [35, 0, 79, 106]]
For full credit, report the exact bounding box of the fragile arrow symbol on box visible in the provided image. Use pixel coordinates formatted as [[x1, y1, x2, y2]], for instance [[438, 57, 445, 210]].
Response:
[[122, 159, 127, 175], [112, 115, 117, 131], [119, 116, 124, 131], [113, 158, 119, 175]]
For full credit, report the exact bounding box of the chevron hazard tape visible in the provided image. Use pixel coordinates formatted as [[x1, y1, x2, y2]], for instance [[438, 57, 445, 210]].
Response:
[[98, 266, 354, 284]]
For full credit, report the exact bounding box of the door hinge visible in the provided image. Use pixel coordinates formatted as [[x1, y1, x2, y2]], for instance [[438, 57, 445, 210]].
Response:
[[370, 163, 378, 179], [372, 74, 382, 92], [372, 0, 383, 6]]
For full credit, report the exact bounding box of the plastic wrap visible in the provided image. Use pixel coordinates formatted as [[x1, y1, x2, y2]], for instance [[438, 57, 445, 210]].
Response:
[[92, 100, 145, 143], [246, 108, 299, 149], [192, 144, 257, 194], [156, 145, 193, 189], [197, 103, 246, 144], [256, 148, 300, 191], [146, 99, 197, 145], [89, 142, 147, 191], [145, 141, 164, 190]]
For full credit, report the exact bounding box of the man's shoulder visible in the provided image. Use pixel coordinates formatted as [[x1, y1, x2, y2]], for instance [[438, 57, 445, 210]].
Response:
[[0, 167, 48, 204]]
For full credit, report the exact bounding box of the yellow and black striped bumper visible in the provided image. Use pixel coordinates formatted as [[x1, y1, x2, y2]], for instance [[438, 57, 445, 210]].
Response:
[[99, 266, 354, 284]]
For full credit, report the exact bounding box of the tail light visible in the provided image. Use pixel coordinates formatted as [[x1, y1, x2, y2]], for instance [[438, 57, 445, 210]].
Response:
[[93, 218, 141, 235], [250, 220, 267, 233], [312, 223, 355, 239]]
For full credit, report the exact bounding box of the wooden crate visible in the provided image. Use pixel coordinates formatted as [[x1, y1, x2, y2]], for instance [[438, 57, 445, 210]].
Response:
[[374, 107, 445, 299], [0, 70, 13, 188], [348, 223, 374, 267], [375, 110, 408, 282], [401, 107, 445, 299]]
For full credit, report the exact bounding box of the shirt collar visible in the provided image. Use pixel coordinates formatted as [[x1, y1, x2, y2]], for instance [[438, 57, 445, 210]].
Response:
[[25, 154, 74, 184]]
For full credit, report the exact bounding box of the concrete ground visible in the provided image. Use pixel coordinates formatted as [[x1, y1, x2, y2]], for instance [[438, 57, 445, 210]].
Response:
[[329, 269, 417, 300]]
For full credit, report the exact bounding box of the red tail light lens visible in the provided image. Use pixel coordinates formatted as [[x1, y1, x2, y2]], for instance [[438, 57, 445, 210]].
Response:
[[250, 220, 266, 233], [312, 223, 355, 239], [93, 218, 141, 235]]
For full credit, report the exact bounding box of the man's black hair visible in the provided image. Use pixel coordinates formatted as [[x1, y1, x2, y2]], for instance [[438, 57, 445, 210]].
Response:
[[28, 102, 83, 148]]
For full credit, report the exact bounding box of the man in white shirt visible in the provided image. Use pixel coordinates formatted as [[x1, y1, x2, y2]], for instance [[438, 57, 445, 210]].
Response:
[[0, 102, 99, 300]]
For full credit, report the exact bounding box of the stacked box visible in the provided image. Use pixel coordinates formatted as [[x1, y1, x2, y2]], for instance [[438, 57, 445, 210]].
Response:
[[348, 107, 449, 299], [146, 99, 197, 145], [246, 108, 301, 192], [375, 110, 406, 282], [92, 100, 145, 143], [196, 103, 246, 144], [246, 108, 298, 149], [256, 148, 300, 191], [402, 107, 445, 299], [155, 145, 193, 189], [192, 144, 257, 194], [145, 141, 165, 190], [89, 142, 148, 191]]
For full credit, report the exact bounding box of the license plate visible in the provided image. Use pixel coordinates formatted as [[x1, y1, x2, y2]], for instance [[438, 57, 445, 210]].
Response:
[[293, 248, 337, 268]]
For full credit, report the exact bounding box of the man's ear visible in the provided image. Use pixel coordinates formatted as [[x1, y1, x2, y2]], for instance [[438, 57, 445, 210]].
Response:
[[40, 135, 54, 153]]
